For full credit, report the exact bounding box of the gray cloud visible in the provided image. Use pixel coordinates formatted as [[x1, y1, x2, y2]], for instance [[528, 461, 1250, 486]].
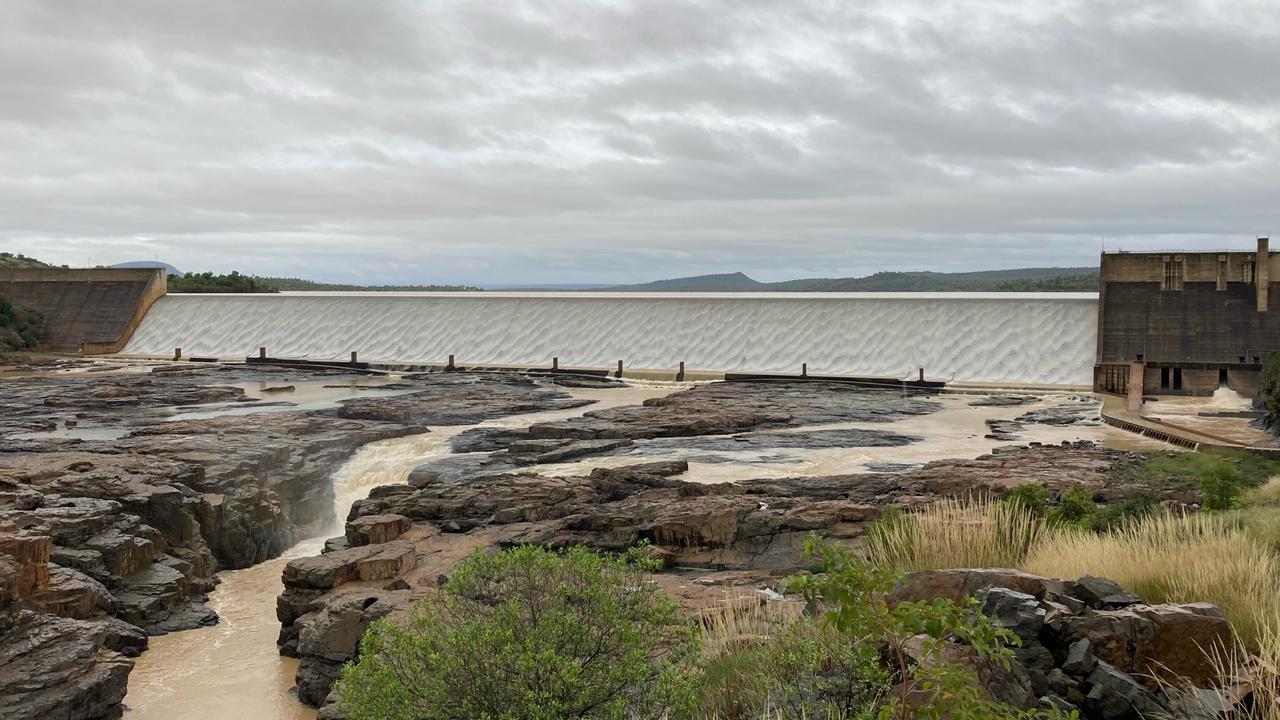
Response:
[[1, 0, 1277, 284]]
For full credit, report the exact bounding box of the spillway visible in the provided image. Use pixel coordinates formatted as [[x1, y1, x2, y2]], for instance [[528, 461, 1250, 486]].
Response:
[[121, 292, 1100, 386]]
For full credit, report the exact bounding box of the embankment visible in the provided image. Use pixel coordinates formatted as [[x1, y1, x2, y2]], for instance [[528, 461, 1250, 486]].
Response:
[[122, 292, 1099, 386], [0, 268, 166, 353]]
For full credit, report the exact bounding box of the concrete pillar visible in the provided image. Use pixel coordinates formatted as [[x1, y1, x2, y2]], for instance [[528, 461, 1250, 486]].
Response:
[[350, 351, 358, 364], [1127, 361, 1144, 412], [259, 346, 267, 359], [1259, 237, 1271, 312]]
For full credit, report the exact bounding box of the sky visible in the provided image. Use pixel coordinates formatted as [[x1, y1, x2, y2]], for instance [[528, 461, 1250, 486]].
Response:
[[2, 0, 1278, 286]]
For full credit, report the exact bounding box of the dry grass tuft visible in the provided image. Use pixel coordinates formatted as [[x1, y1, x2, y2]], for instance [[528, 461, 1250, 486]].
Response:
[[697, 592, 806, 660], [864, 496, 1049, 572], [1021, 512, 1280, 649]]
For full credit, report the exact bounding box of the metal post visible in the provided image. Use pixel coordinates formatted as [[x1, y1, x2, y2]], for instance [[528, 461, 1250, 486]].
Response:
[[918, 367, 925, 382], [350, 351, 358, 364], [552, 357, 559, 371], [447, 354, 455, 371], [616, 360, 624, 378], [801, 363, 808, 377], [677, 361, 685, 381], [174, 348, 182, 360], [259, 346, 266, 359]]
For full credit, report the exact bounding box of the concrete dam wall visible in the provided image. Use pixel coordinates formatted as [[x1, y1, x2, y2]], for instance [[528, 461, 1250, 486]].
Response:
[[0, 268, 167, 353], [122, 292, 1099, 386]]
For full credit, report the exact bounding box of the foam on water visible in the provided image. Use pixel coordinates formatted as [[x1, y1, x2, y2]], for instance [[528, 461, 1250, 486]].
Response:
[[123, 292, 1099, 386]]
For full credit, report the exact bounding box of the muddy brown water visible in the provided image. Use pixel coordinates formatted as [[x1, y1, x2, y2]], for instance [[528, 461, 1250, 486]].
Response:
[[122, 384, 678, 719], [122, 386, 1167, 719]]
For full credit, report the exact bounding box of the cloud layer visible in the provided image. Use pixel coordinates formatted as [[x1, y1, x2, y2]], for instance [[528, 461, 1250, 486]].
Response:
[[2, 0, 1277, 284]]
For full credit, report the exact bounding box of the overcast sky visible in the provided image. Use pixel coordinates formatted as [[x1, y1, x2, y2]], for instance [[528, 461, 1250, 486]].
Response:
[[2, 0, 1277, 285]]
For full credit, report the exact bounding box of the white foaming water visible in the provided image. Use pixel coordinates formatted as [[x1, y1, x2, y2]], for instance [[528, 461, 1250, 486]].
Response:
[[122, 292, 1099, 386]]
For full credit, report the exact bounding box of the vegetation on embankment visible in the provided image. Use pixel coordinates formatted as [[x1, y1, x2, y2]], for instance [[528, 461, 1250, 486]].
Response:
[[0, 251, 62, 269], [253, 275, 479, 291], [166, 271, 280, 293], [0, 297, 44, 351], [167, 271, 479, 292]]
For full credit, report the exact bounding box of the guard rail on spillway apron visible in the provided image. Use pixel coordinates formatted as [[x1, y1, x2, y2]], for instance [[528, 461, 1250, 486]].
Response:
[[119, 291, 1101, 387]]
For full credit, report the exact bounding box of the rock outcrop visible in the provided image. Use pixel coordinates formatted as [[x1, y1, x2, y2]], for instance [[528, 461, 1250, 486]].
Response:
[[0, 363, 595, 719], [890, 568, 1236, 719]]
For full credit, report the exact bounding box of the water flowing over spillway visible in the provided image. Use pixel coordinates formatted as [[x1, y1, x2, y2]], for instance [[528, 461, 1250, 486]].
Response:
[[123, 292, 1099, 386]]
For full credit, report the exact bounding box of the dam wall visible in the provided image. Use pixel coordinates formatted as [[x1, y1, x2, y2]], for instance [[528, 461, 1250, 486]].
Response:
[[122, 292, 1099, 386], [0, 268, 167, 353]]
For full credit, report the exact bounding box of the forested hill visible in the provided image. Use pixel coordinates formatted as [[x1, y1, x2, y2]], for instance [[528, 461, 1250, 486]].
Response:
[[608, 267, 1099, 292], [0, 252, 61, 269]]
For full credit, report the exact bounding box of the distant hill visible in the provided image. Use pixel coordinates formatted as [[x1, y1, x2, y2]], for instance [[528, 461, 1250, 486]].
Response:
[[0, 252, 61, 269], [608, 267, 1099, 292], [606, 272, 766, 292], [112, 261, 185, 277]]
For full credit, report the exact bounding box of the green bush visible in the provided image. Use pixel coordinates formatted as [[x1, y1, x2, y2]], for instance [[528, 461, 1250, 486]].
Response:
[[1091, 489, 1160, 531], [1050, 486, 1097, 526], [1199, 462, 1244, 511], [0, 297, 44, 352], [784, 539, 1070, 720], [1263, 351, 1280, 429], [1000, 484, 1049, 517], [333, 545, 697, 720], [698, 617, 887, 720]]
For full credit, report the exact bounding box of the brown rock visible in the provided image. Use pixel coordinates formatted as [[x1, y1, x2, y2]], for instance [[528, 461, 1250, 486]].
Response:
[[344, 514, 412, 547], [283, 540, 417, 591], [1061, 603, 1233, 687]]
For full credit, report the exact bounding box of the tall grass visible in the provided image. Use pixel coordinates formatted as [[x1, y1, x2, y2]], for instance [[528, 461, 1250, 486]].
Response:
[[1022, 512, 1280, 649], [864, 497, 1049, 572]]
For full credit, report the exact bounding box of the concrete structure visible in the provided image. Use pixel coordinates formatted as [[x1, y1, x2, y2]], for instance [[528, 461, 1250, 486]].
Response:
[[1095, 237, 1277, 396], [121, 292, 1100, 386], [0, 268, 167, 353]]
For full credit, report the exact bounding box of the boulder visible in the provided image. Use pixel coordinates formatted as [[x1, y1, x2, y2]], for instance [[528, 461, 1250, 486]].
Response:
[[1072, 576, 1142, 609], [1084, 662, 1170, 719], [283, 540, 417, 591], [344, 515, 411, 547], [1060, 603, 1232, 687]]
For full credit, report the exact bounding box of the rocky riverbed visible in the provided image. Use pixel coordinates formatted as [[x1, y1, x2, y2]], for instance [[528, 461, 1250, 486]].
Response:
[[0, 360, 1182, 720], [0, 360, 602, 720]]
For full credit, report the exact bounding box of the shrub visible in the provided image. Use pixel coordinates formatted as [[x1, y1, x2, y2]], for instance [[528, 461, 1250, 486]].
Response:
[[787, 539, 1067, 720], [1050, 486, 1096, 526], [697, 613, 888, 720], [0, 297, 44, 352], [1000, 484, 1048, 517], [1089, 489, 1160, 531], [1199, 461, 1245, 510], [1263, 351, 1280, 429], [333, 545, 698, 720]]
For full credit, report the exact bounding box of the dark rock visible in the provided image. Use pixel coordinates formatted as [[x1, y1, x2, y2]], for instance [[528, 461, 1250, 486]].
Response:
[[1063, 638, 1097, 677], [1084, 662, 1170, 719], [1072, 576, 1142, 609], [977, 587, 1045, 644]]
